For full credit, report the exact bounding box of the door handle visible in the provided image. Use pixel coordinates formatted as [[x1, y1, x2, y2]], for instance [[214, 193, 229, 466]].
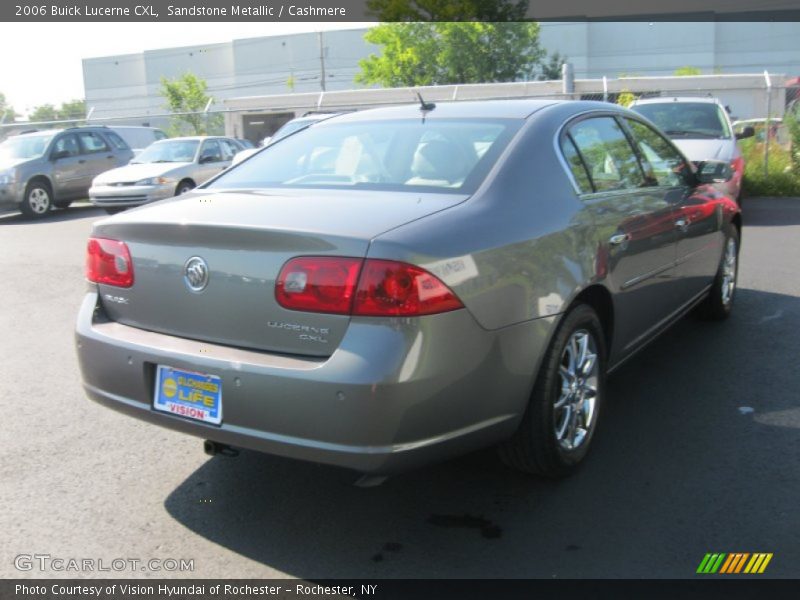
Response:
[[675, 218, 689, 231], [609, 233, 630, 246]]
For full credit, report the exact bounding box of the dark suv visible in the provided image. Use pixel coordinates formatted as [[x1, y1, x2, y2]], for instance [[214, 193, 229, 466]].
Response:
[[0, 127, 134, 218]]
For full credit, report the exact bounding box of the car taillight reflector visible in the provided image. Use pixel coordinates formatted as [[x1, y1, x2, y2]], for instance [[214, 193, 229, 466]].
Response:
[[731, 156, 744, 176], [276, 257, 362, 314], [353, 259, 463, 316], [276, 257, 464, 317], [86, 238, 134, 288]]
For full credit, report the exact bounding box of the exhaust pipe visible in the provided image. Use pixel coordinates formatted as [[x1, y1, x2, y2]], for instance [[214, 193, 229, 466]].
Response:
[[203, 440, 239, 457]]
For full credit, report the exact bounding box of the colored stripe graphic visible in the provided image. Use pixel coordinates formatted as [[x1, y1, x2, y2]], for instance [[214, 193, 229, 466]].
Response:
[[697, 553, 727, 574], [701, 552, 774, 574]]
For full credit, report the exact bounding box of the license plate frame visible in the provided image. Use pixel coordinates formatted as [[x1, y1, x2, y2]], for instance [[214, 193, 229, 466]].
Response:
[[153, 365, 222, 425]]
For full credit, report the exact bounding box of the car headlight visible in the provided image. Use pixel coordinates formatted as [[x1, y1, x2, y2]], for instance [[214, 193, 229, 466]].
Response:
[[0, 169, 16, 185], [135, 176, 172, 186]]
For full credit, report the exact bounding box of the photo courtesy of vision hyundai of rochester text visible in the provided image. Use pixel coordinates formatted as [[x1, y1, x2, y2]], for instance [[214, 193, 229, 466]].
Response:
[[76, 100, 741, 478]]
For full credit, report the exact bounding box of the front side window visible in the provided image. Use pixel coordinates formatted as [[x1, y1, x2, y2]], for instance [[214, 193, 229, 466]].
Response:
[[625, 119, 690, 187], [566, 117, 645, 193], [208, 119, 520, 194], [200, 140, 223, 163], [77, 132, 110, 154], [52, 134, 80, 158]]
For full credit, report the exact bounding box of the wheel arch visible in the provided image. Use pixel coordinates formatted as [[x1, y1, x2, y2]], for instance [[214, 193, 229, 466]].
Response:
[[566, 284, 615, 355]]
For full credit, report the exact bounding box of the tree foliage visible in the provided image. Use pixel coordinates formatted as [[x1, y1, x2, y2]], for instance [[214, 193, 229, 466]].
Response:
[[366, 0, 529, 20], [357, 22, 545, 87], [159, 72, 221, 135], [28, 99, 86, 124], [537, 52, 566, 81]]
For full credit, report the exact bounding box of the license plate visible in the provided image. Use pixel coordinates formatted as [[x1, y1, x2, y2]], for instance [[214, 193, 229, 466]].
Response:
[[154, 365, 222, 425]]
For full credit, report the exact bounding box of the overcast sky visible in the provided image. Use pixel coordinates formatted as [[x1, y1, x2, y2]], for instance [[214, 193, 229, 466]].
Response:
[[0, 22, 371, 117]]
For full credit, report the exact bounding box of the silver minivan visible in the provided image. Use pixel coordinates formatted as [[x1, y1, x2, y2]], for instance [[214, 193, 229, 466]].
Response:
[[630, 97, 753, 202]]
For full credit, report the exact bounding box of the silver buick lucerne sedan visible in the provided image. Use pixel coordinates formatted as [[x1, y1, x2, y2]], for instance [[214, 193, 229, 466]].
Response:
[[76, 100, 741, 478]]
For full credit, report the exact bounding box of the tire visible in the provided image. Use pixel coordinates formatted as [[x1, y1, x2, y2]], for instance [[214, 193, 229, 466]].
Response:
[[104, 207, 125, 215], [499, 304, 606, 478], [697, 227, 739, 321], [20, 181, 52, 218], [176, 180, 195, 195]]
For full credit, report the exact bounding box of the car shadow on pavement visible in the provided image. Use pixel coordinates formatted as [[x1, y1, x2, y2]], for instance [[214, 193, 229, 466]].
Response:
[[0, 203, 105, 225], [164, 288, 800, 578]]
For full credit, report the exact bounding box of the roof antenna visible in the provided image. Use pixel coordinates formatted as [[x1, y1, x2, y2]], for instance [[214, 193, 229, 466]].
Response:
[[416, 92, 436, 112]]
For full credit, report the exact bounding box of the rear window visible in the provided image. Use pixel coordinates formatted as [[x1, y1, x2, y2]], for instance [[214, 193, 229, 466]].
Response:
[[207, 119, 521, 194], [631, 102, 731, 139]]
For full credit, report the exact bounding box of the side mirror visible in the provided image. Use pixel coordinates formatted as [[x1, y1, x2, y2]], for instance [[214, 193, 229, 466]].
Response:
[[696, 160, 733, 184], [51, 150, 70, 160], [735, 126, 755, 140]]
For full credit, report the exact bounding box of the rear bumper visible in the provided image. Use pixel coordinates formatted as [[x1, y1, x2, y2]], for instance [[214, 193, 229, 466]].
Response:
[[76, 292, 554, 473]]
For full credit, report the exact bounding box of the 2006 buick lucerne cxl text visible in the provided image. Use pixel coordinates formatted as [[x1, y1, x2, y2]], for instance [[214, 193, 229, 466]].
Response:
[[75, 100, 741, 478]]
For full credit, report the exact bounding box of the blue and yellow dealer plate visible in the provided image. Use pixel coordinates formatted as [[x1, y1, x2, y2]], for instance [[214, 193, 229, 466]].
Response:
[[154, 366, 222, 425]]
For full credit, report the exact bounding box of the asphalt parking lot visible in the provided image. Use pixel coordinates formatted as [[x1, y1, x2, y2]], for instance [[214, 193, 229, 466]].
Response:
[[1, 197, 798, 579]]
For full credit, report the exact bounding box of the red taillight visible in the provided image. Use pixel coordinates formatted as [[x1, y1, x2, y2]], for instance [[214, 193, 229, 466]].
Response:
[[276, 257, 362, 314], [86, 238, 134, 288], [353, 259, 464, 316], [276, 257, 464, 317]]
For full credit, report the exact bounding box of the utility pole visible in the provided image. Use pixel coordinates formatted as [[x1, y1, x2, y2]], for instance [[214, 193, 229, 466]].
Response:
[[318, 31, 326, 92]]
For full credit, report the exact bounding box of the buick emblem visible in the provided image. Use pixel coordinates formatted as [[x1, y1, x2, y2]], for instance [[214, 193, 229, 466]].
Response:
[[184, 256, 209, 292]]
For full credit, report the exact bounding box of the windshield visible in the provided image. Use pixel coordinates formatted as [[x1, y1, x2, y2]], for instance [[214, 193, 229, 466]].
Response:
[[0, 133, 55, 160], [132, 139, 199, 163], [209, 118, 520, 194], [632, 102, 731, 139], [270, 119, 318, 144]]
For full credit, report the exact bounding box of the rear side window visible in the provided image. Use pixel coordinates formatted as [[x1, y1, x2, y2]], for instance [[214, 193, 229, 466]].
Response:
[[625, 119, 689, 187], [105, 132, 129, 151], [560, 135, 593, 194], [566, 117, 645, 192], [154, 130, 168, 141], [77, 132, 109, 154]]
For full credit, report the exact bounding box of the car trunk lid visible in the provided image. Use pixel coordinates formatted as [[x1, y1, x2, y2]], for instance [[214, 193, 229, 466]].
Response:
[[91, 189, 466, 357]]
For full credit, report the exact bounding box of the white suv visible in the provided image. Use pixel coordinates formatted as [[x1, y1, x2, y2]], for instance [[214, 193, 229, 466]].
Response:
[[630, 96, 753, 202]]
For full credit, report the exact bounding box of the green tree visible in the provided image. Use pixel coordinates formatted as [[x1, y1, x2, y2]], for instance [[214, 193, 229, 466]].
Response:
[[537, 51, 566, 81], [366, 0, 529, 20], [29, 104, 58, 122], [616, 90, 636, 108], [159, 72, 221, 135], [28, 99, 86, 124], [673, 66, 701, 76], [0, 92, 15, 122], [357, 22, 545, 87], [59, 99, 86, 120]]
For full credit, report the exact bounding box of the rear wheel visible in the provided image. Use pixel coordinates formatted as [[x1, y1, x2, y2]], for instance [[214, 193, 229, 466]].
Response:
[[499, 304, 606, 478], [698, 228, 739, 320], [20, 181, 52, 218]]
